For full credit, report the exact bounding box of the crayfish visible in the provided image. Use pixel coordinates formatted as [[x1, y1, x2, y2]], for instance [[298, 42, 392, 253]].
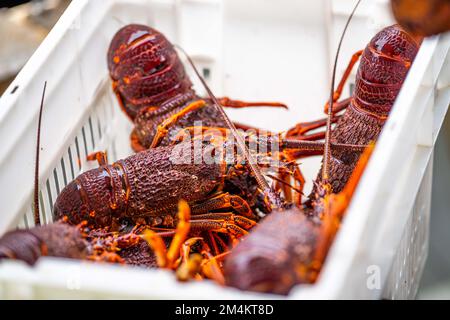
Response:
[[108, 24, 288, 151], [0, 3, 422, 293], [287, 24, 420, 196], [223, 11, 421, 294]]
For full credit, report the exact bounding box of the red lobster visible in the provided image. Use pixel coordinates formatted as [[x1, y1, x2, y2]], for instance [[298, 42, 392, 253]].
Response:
[[0, 84, 151, 268], [107, 24, 365, 205], [288, 24, 420, 196], [223, 20, 421, 294], [108, 24, 288, 151], [0, 220, 160, 267], [53, 132, 358, 234]]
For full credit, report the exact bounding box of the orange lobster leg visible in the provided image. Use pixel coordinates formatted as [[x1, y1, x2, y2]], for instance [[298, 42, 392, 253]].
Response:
[[178, 236, 227, 284], [232, 122, 279, 135], [286, 112, 344, 140], [207, 232, 221, 257], [176, 237, 204, 281], [218, 97, 288, 109], [150, 100, 207, 148], [87, 151, 109, 166], [211, 233, 229, 255], [287, 50, 363, 140], [191, 213, 257, 230], [173, 126, 231, 144], [143, 200, 191, 269], [278, 152, 306, 206], [200, 249, 226, 285], [189, 220, 249, 238], [191, 193, 254, 220]]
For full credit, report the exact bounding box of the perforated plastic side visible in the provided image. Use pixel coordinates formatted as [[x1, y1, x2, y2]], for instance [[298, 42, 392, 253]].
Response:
[[382, 158, 432, 299], [18, 85, 121, 229]]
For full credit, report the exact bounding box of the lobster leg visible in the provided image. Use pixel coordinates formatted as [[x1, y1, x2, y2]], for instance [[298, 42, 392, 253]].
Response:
[[200, 248, 226, 285], [278, 152, 306, 206], [218, 97, 288, 109], [189, 219, 249, 238], [180, 237, 204, 264], [191, 193, 254, 220], [286, 112, 344, 140], [143, 200, 191, 269], [287, 50, 363, 139], [173, 126, 231, 144], [211, 233, 229, 255], [87, 151, 109, 166], [232, 122, 278, 135], [274, 166, 294, 203], [150, 100, 207, 148], [177, 237, 226, 284], [190, 213, 257, 230], [176, 238, 204, 281], [207, 232, 220, 256]]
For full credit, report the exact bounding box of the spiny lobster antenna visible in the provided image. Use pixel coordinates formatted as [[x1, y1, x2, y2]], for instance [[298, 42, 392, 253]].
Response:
[[175, 45, 283, 209], [34, 81, 47, 225], [323, 0, 362, 184]]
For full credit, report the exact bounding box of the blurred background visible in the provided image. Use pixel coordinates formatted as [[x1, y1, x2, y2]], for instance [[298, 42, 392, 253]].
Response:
[[0, 0, 448, 299]]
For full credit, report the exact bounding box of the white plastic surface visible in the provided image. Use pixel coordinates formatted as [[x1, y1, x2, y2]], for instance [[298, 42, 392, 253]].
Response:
[[0, 0, 448, 299]]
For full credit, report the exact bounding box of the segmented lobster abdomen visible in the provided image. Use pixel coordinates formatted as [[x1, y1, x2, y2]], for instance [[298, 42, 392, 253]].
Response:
[[355, 24, 419, 115], [314, 25, 419, 195], [108, 24, 193, 119]]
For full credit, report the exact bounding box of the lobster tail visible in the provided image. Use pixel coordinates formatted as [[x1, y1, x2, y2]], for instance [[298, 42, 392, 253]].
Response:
[[355, 24, 420, 116], [108, 24, 193, 119]]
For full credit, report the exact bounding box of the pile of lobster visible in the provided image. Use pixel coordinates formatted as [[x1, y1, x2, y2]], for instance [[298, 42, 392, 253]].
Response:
[[0, 5, 423, 294]]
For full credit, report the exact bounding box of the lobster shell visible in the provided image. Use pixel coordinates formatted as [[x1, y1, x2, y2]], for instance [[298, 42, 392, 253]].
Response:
[[315, 24, 420, 195], [54, 141, 224, 228], [0, 222, 88, 266], [224, 209, 322, 295], [108, 24, 193, 120]]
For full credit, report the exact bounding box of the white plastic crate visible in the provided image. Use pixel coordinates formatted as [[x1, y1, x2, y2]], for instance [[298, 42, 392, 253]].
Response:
[[0, 0, 448, 300]]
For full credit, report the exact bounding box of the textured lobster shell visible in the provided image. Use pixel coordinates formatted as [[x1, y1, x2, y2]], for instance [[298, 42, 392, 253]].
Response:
[[0, 222, 88, 266], [315, 24, 419, 195], [108, 24, 193, 119], [224, 209, 321, 295], [54, 141, 224, 228]]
